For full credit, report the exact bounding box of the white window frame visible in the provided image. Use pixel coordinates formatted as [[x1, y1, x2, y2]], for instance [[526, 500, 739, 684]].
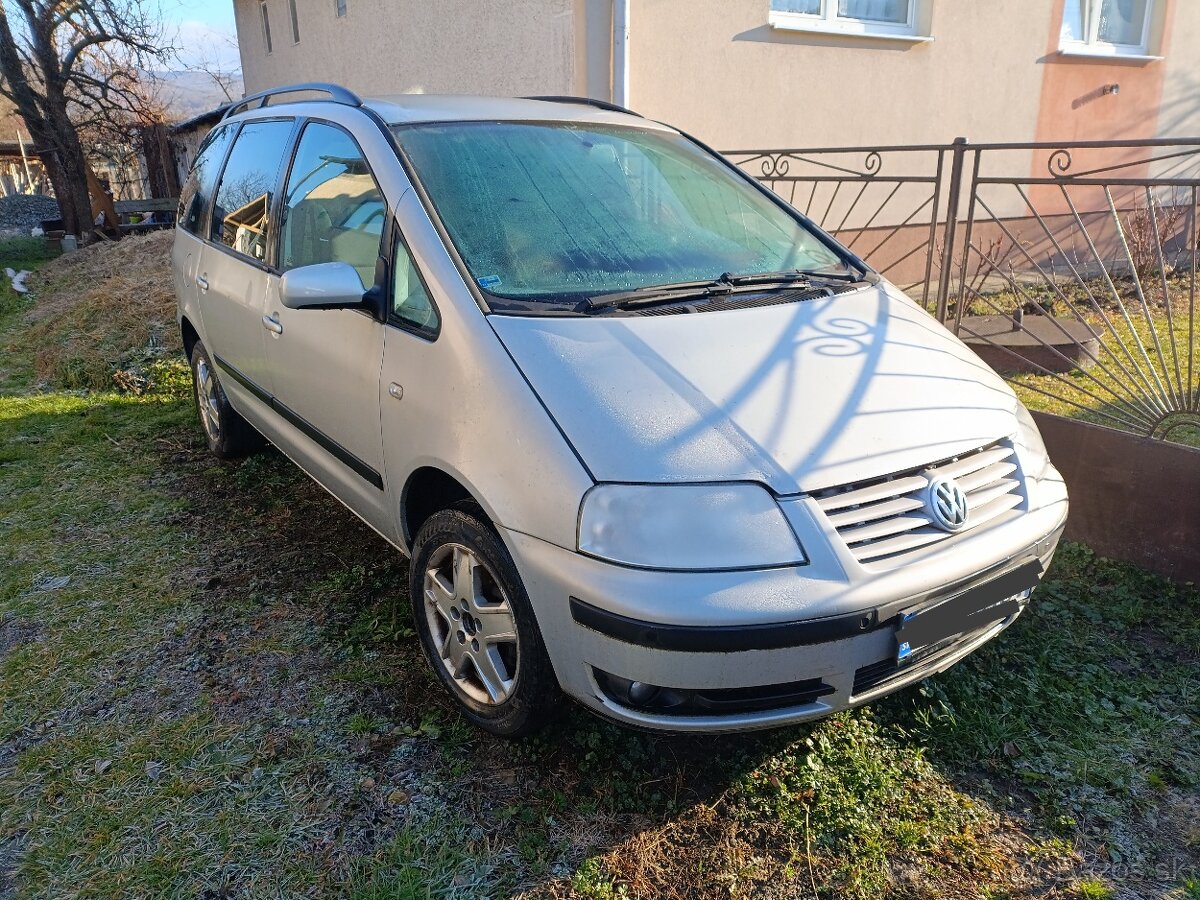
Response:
[[768, 1, 931, 43], [1058, 0, 1160, 60], [335, 0, 347, 17]]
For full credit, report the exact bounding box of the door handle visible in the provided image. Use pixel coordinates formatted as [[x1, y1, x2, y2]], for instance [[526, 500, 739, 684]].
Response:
[[262, 314, 283, 335], [195, 274, 209, 292]]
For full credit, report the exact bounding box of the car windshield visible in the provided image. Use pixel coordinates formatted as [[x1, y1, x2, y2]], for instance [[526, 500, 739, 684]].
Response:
[[393, 120, 850, 308]]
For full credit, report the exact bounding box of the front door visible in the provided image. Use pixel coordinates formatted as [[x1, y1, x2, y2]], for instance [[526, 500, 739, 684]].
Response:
[[199, 118, 297, 406], [263, 120, 390, 535]]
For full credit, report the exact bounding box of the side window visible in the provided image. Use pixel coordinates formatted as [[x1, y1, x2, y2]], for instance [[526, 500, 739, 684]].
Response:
[[391, 235, 439, 336], [210, 119, 294, 262], [280, 122, 385, 288], [177, 124, 233, 235]]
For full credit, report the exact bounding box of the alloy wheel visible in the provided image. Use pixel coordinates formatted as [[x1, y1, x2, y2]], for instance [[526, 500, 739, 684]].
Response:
[[423, 543, 520, 705], [195, 357, 221, 441]]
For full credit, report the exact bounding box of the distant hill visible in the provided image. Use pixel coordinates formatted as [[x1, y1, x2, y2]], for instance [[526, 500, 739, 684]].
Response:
[[149, 70, 244, 123]]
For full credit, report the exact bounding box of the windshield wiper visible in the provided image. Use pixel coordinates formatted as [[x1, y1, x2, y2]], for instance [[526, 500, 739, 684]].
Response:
[[583, 270, 814, 312], [581, 268, 865, 313], [581, 278, 735, 312], [725, 268, 863, 285], [793, 269, 862, 283]]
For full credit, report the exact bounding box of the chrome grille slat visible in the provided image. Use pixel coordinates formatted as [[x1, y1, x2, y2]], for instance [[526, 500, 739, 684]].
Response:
[[814, 441, 1025, 567], [957, 461, 1017, 493], [825, 495, 926, 528], [839, 513, 933, 545], [815, 475, 928, 512], [966, 478, 1022, 509], [853, 528, 946, 562], [930, 446, 1013, 480], [966, 491, 1023, 527]]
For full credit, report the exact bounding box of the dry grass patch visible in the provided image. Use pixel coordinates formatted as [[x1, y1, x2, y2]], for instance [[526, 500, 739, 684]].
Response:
[[22, 231, 177, 391]]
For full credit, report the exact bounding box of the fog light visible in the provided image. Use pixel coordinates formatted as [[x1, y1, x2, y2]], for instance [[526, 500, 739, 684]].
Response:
[[628, 681, 659, 705]]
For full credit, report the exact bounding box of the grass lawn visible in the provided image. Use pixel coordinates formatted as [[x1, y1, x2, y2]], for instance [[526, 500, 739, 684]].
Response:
[[0, 237, 1197, 898]]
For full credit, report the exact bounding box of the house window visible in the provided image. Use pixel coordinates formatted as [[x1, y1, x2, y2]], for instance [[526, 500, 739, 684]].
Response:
[[769, 0, 926, 39], [288, 0, 300, 42], [1060, 0, 1155, 56], [336, 0, 347, 16], [259, 0, 272, 53]]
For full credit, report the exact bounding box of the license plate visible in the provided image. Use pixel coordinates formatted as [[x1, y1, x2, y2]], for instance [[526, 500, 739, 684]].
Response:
[[895, 560, 1042, 665]]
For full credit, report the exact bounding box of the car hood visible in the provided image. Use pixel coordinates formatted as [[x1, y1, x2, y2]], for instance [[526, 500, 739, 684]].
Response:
[[490, 284, 1019, 494]]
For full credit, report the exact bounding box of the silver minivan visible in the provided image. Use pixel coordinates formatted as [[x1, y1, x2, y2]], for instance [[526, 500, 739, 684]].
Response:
[[173, 84, 1068, 736]]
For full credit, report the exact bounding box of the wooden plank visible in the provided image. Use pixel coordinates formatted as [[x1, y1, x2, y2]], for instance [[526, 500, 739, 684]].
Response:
[[114, 197, 177, 213]]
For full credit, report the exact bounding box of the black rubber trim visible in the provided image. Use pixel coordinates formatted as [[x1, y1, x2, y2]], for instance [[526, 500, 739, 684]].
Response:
[[214, 354, 271, 403], [271, 400, 384, 490], [569, 597, 880, 652], [570, 548, 1053, 654], [213, 354, 384, 490]]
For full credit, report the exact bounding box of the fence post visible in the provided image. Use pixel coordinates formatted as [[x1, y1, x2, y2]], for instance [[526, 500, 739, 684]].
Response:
[[935, 137, 968, 323]]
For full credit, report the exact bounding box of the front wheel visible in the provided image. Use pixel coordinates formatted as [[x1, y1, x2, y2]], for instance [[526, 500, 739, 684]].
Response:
[[189, 340, 263, 459], [410, 505, 561, 737]]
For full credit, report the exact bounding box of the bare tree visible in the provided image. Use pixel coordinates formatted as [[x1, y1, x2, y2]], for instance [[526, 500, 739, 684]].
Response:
[[0, 0, 171, 242]]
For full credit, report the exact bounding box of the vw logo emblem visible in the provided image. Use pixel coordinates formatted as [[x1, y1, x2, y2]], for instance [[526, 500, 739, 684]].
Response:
[[927, 477, 969, 532]]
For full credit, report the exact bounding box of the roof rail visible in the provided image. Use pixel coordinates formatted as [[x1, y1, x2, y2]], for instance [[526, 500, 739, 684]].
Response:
[[221, 82, 363, 121], [524, 95, 642, 118]]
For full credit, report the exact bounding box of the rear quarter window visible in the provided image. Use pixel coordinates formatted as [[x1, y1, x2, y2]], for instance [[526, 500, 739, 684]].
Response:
[[177, 124, 234, 235]]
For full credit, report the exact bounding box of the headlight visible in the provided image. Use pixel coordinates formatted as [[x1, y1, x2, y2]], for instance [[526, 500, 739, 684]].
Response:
[[577, 483, 806, 571], [1012, 402, 1050, 481]]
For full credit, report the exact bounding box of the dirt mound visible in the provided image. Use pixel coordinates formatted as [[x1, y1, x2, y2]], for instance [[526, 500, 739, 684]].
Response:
[[23, 230, 179, 390]]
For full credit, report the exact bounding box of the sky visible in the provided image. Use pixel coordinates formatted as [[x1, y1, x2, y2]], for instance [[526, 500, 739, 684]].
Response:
[[158, 0, 242, 72]]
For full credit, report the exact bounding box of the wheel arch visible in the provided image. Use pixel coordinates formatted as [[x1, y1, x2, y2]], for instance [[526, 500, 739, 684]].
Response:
[[180, 315, 200, 359], [401, 465, 485, 549]]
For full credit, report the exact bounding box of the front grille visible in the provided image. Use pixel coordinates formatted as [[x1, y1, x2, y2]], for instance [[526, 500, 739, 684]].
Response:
[[814, 441, 1023, 567]]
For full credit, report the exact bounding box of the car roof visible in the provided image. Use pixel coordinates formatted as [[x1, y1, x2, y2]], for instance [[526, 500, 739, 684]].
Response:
[[361, 94, 673, 131]]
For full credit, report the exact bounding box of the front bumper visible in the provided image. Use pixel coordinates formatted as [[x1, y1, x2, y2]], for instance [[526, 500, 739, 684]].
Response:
[[504, 467, 1068, 732]]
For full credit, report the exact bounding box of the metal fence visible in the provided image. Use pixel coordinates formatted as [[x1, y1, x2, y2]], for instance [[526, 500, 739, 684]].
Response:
[[725, 138, 1200, 446]]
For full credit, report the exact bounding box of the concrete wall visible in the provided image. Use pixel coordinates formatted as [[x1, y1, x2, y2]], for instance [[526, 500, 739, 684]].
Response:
[[235, 0, 587, 98]]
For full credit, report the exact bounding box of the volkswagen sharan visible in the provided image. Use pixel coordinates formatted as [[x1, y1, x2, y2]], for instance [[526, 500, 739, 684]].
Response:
[[173, 84, 1068, 736]]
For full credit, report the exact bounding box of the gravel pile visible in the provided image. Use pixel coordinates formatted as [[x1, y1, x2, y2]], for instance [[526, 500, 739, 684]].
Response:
[[0, 193, 60, 236]]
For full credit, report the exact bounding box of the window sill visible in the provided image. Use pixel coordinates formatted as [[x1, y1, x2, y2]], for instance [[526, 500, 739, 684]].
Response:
[[1057, 45, 1162, 62], [768, 13, 932, 43]]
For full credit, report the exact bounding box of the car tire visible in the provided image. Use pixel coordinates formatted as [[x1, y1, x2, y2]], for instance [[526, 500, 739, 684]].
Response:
[[410, 504, 561, 737], [189, 340, 263, 459]]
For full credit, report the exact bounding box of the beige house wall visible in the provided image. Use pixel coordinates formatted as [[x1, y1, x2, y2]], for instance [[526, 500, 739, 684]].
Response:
[[232, 0, 1200, 153], [234, 0, 582, 98], [625, 1, 1051, 151]]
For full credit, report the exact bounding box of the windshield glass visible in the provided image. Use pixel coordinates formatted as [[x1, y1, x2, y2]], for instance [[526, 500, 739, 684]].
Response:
[[393, 121, 849, 306]]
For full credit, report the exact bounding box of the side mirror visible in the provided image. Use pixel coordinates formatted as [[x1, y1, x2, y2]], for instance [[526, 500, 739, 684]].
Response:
[[279, 262, 367, 312]]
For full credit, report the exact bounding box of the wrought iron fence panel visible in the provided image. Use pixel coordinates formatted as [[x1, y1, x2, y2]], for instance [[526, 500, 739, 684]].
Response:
[[723, 144, 956, 312], [725, 137, 1200, 446]]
